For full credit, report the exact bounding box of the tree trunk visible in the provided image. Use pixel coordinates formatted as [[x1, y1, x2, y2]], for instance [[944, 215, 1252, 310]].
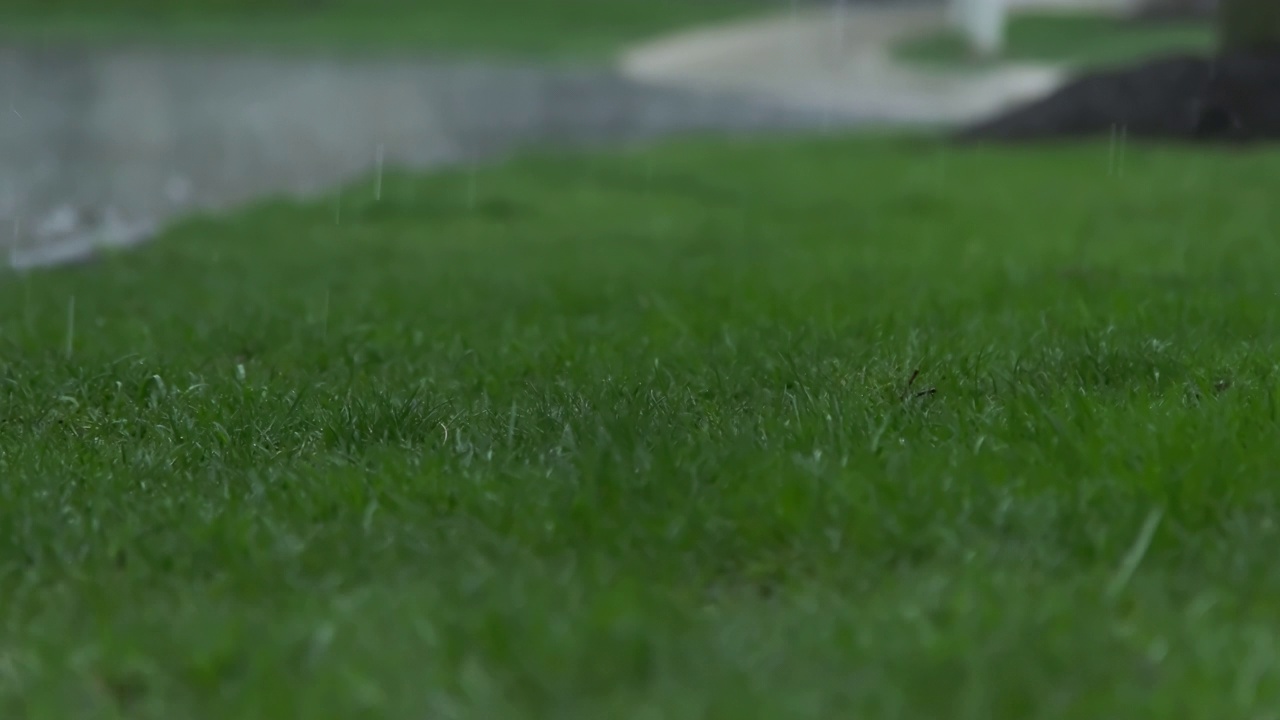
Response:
[[1219, 0, 1280, 51]]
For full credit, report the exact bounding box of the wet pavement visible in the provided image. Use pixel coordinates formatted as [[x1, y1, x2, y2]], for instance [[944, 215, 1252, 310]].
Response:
[[1, 44, 868, 269]]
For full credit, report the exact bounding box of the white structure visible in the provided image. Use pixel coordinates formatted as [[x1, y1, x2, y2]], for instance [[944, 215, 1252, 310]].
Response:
[[950, 0, 1009, 57]]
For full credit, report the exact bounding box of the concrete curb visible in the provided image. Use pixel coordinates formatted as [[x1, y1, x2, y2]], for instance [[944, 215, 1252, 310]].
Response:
[[616, 0, 1134, 126]]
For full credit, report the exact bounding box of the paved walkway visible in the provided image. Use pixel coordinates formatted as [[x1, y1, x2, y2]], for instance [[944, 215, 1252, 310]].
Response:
[[617, 0, 1134, 126]]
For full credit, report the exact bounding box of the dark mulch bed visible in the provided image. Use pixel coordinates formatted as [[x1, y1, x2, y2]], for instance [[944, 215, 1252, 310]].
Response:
[[954, 49, 1280, 143]]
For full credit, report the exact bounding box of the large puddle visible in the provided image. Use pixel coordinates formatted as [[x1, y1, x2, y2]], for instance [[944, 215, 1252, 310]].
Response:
[[0, 44, 865, 269]]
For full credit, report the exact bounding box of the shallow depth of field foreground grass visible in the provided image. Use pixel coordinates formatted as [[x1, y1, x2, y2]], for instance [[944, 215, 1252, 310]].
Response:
[[4, 135, 1280, 718]]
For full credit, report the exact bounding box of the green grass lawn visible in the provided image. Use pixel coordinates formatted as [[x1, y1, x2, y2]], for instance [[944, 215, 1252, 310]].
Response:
[[0, 0, 767, 57], [5, 134, 1280, 718], [897, 11, 1214, 69]]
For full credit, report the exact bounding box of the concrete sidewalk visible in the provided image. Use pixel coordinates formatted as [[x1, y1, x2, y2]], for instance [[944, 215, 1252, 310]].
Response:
[[617, 0, 1132, 126]]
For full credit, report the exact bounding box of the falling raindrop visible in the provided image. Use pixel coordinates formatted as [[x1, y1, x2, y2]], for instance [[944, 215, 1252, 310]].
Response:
[[9, 216, 21, 269], [466, 160, 478, 211], [374, 143, 385, 201], [65, 295, 75, 359], [1108, 123, 1129, 178], [1108, 124, 1118, 176], [1118, 125, 1128, 178], [6, 61, 19, 120]]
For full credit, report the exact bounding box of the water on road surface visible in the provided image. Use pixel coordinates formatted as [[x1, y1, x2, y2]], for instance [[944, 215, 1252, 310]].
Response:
[[1, 44, 866, 269]]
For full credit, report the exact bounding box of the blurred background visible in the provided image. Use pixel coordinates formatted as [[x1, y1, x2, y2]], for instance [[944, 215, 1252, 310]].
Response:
[[0, 0, 1220, 268]]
